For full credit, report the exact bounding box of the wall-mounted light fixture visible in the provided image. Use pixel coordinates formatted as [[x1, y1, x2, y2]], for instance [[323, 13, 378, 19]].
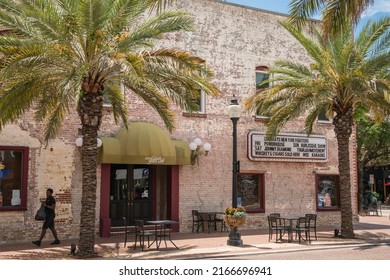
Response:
[[75, 137, 102, 147], [189, 137, 211, 165]]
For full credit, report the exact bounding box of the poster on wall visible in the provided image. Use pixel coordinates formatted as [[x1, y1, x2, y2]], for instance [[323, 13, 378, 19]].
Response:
[[237, 174, 261, 210], [317, 175, 339, 208], [248, 132, 327, 162]]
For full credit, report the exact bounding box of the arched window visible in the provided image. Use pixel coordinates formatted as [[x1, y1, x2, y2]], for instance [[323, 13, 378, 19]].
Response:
[[255, 65, 270, 89], [255, 66, 271, 118]]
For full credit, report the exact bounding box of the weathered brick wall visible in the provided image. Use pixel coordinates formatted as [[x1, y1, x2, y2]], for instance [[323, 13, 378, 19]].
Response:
[[155, 0, 353, 231], [0, 0, 358, 242]]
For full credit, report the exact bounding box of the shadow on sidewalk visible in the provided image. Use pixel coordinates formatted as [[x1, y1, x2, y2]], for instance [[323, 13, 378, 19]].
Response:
[[2, 214, 390, 260]]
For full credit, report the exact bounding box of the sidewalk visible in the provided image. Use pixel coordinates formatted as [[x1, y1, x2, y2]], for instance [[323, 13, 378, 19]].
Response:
[[1, 210, 390, 260]]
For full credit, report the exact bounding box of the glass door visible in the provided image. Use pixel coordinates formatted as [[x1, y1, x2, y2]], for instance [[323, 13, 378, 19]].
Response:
[[109, 165, 152, 226], [130, 166, 152, 222], [110, 164, 128, 227]]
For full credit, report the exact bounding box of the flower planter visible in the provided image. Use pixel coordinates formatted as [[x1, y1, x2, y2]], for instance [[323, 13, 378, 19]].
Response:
[[224, 214, 246, 227], [224, 207, 246, 246]]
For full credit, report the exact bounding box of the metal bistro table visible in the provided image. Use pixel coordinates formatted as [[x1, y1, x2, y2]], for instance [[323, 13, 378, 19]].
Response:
[[281, 217, 299, 243], [146, 220, 179, 249]]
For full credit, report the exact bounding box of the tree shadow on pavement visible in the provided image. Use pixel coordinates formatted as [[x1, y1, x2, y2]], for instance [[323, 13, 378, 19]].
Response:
[[352, 243, 390, 252], [356, 222, 390, 230], [1, 248, 74, 260], [355, 230, 390, 241]]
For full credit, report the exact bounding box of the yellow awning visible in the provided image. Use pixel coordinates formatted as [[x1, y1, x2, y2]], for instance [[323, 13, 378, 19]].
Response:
[[173, 140, 191, 165], [99, 137, 122, 163], [100, 122, 191, 165]]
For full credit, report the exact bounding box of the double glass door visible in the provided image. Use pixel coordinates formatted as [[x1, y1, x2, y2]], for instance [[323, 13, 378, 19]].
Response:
[[110, 164, 152, 226]]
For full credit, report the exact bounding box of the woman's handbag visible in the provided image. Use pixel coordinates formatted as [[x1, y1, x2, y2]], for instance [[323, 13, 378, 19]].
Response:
[[35, 203, 46, 221]]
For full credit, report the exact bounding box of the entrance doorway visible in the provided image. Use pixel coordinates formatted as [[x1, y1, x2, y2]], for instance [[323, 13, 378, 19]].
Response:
[[109, 164, 152, 226], [99, 164, 179, 237]]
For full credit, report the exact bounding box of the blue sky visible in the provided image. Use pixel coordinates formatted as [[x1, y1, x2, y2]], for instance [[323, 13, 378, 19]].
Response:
[[225, 0, 390, 18]]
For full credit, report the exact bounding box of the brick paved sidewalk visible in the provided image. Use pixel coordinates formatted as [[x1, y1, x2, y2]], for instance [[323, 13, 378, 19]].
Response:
[[1, 210, 389, 260]]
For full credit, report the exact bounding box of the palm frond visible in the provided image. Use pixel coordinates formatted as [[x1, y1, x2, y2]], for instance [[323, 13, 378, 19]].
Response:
[[289, 0, 374, 38], [279, 21, 324, 64], [147, 0, 175, 14], [304, 104, 330, 134], [356, 17, 390, 57], [124, 77, 175, 131], [102, 80, 128, 124], [140, 49, 220, 97], [117, 11, 194, 51], [288, 0, 324, 31], [105, 0, 148, 37]]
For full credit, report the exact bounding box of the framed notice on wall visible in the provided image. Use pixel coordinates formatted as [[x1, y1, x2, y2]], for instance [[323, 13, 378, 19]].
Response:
[[237, 172, 265, 213], [248, 132, 327, 162], [316, 174, 340, 209]]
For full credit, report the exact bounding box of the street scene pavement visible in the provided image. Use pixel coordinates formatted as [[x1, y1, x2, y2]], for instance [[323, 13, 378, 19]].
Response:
[[1, 209, 389, 260]]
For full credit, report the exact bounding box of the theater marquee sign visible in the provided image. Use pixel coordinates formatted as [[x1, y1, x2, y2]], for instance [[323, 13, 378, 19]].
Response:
[[248, 132, 327, 162]]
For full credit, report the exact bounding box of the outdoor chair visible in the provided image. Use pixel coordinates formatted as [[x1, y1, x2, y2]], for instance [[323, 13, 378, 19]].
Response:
[[270, 213, 281, 217], [267, 213, 282, 241], [214, 212, 228, 232], [134, 220, 155, 251], [208, 213, 228, 232], [195, 211, 227, 233], [293, 216, 311, 244], [268, 215, 289, 242], [191, 210, 204, 233], [305, 213, 318, 240], [122, 216, 132, 248], [200, 212, 221, 233]]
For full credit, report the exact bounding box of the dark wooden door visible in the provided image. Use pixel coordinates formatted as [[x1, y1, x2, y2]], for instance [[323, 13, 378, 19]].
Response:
[[109, 165, 152, 226]]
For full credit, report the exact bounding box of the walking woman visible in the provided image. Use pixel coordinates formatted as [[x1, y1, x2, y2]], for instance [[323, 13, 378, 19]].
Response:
[[32, 188, 60, 246]]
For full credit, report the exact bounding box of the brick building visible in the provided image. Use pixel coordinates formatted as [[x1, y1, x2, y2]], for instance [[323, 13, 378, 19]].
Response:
[[0, 0, 358, 243]]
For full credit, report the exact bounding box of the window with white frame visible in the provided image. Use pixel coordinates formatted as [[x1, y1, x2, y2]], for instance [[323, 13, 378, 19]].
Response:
[[0, 147, 29, 210], [255, 66, 270, 118], [186, 89, 206, 114], [256, 66, 270, 89], [318, 109, 332, 123]]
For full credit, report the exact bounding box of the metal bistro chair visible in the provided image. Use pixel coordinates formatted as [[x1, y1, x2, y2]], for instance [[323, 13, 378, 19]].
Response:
[[293, 216, 311, 244], [268, 214, 289, 242], [191, 210, 204, 233], [305, 213, 318, 240], [122, 216, 132, 248], [134, 220, 155, 251], [205, 212, 226, 233], [267, 213, 280, 241], [215, 212, 228, 232]]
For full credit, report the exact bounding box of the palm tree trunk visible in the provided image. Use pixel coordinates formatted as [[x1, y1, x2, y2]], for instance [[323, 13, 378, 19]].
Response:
[[77, 90, 103, 257], [334, 113, 355, 238], [78, 126, 99, 257]]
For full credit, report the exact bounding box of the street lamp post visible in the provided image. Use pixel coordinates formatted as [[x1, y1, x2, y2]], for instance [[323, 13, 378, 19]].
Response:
[[227, 97, 243, 246]]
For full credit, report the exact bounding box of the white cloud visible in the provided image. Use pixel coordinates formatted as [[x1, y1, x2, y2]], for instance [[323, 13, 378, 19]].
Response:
[[363, 0, 390, 17]]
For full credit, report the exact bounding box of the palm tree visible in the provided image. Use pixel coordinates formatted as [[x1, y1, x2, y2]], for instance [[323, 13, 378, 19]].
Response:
[[0, 0, 220, 257], [288, 0, 375, 38], [245, 18, 390, 238]]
